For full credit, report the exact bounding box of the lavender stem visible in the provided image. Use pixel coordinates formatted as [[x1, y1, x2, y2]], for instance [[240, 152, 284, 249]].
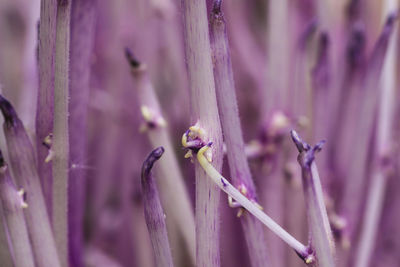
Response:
[[0, 95, 61, 267], [0, 150, 35, 267], [68, 1, 96, 266], [126, 50, 195, 265], [210, 2, 270, 266], [181, 0, 224, 265], [37, 0, 57, 217], [265, 0, 290, 112], [52, 1, 72, 265], [141, 147, 174, 267], [290, 130, 335, 267], [339, 13, 397, 244], [354, 3, 399, 267]]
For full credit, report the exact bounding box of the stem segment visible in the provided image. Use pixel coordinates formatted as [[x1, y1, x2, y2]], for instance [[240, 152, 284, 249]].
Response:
[[291, 130, 335, 267], [0, 151, 35, 267], [141, 147, 174, 267], [210, 2, 270, 266], [181, 0, 224, 265], [0, 95, 61, 267], [37, 0, 57, 217], [53, 1, 71, 265], [68, 1, 96, 266], [126, 50, 195, 266], [193, 142, 310, 260]]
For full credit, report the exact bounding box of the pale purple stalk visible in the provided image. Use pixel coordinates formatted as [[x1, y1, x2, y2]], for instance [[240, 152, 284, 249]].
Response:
[[328, 25, 366, 178], [291, 130, 335, 267], [265, 0, 290, 112], [209, 2, 270, 266], [339, 14, 397, 242], [53, 1, 71, 265], [84, 246, 124, 267], [69, 1, 96, 266], [141, 147, 174, 267], [0, 95, 61, 267], [181, 0, 224, 265], [290, 19, 317, 117], [354, 3, 399, 267], [0, 151, 35, 267], [311, 32, 330, 141], [0, 217, 13, 266], [131, 186, 155, 267], [224, 0, 266, 97], [37, 0, 57, 215], [126, 50, 195, 266]]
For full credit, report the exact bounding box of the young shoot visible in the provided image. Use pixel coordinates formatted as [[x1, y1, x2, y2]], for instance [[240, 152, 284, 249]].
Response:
[[182, 126, 314, 264]]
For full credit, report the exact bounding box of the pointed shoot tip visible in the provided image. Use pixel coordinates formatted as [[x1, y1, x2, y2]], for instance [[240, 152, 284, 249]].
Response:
[[290, 130, 307, 152], [125, 47, 141, 68], [141, 147, 165, 181], [0, 94, 18, 127]]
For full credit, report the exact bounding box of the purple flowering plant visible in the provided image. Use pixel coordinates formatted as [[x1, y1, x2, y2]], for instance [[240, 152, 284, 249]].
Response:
[[0, 0, 399, 267]]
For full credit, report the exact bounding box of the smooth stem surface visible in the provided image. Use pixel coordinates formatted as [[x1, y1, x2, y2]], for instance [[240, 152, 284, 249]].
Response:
[[291, 131, 335, 267], [354, 3, 398, 267], [181, 0, 224, 266], [37, 0, 57, 217], [340, 14, 397, 241], [210, 3, 270, 267], [141, 147, 174, 267], [53, 1, 71, 266], [0, 95, 61, 267], [126, 54, 195, 266], [0, 155, 35, 267], [68, 1, 96, 266], [197, 145, 309, 257], [265, 0, 289, 112]]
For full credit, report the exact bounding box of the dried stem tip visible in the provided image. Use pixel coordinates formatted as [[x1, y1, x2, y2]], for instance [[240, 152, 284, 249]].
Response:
[[125, 48, 141, 69], [0, 95, 19, 128], [141, 147, 165, 181]]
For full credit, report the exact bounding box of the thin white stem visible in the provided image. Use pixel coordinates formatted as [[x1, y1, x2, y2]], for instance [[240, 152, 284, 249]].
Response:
[[196, 145, 309, 257]]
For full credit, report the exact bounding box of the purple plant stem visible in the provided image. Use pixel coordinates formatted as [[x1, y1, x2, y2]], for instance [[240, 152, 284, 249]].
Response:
[[339, 14, 397, 245], [141, 147, 174, 267], [53, 1, 72, 265], [0, 95, 61, 267], [328, 25, 366, 182], [210, 2, 270, 267], [290, 19, 317, 117], [84, 246, 124, 267], [181, 0, 224, 265], [224, 0, 266, 99], [291, 130, 335, 267], [0, 151, 35, 267], [131, 182, 155, 267], [68, 1, 96, 266], [126, 51, 195, 266], [37, 0, 57, 216], [265, 0, 290, 113], [0, 216, 13, 266], [311, 32, 331, 141], [354, 4, 398, 267]]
